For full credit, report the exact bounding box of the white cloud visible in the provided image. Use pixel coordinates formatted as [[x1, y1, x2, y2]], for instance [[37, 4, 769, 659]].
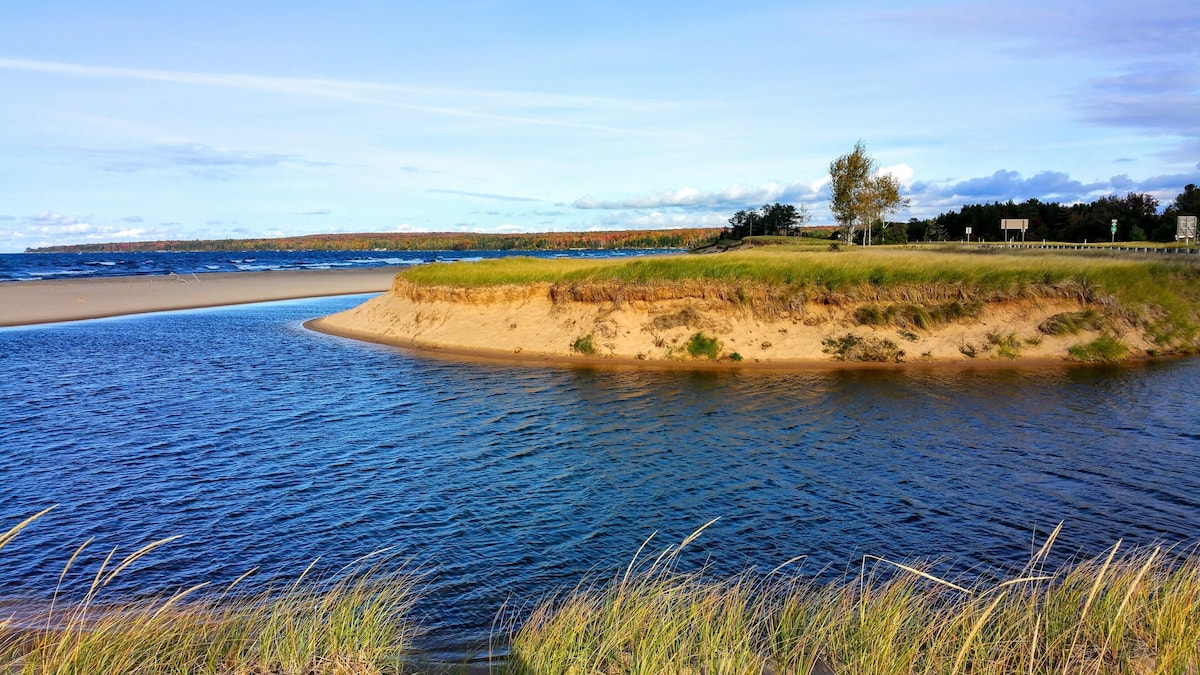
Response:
[[574, 179, 822, 211], [879, 163, 915, 186]]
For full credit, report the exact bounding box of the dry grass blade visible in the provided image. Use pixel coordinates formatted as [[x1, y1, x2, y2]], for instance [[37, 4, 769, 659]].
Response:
[[862, 555, 973, 594], [0, 505, 56, 551], [952, 591, 1006, 675]]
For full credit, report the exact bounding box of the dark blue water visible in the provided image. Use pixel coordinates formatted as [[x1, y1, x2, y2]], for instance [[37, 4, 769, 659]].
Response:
[[0, 249, 670, 282], [2, 296, 1199, 653]]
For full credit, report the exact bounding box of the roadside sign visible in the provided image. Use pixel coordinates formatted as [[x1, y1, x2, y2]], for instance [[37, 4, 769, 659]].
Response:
[[1179, 215, 1198, 239], [1001, 218, 1028, 242]]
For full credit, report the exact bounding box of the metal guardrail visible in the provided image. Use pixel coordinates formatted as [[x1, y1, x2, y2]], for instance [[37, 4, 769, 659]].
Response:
[[978, 242, 1199, 255]]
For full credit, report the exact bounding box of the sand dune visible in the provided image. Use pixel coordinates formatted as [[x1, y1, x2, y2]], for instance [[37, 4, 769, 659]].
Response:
[[309, 278, 1151, 367]]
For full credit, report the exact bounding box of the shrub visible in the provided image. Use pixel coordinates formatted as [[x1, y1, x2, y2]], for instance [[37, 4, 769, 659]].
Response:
[[729, 352, 743, 362], [685, 332, 721, 359], [571, 334, 597, 355], [1068, 334, 1130, 362], [821, 333, 905, 362], [985, 330, 1021, 359]]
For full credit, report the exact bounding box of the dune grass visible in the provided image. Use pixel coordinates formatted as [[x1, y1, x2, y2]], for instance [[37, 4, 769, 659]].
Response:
[[5, 511, 1200, 673], [502, 523, 1200, 675], [0, 508, 420, 674], [395, 248, 1200, 356]]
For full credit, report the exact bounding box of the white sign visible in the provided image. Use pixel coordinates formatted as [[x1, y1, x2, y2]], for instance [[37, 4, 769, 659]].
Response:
[[965, 227, 972, 235], [1178, 215, 1198, 239], [1000, 218, 1028, 232]]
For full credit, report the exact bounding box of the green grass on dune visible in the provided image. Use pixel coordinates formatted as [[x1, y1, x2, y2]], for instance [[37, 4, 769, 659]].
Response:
[[397, 248, 1200, 353]]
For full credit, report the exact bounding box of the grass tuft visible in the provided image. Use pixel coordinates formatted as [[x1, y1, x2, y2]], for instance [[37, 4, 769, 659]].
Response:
[[1039, 308, 1106, 336], [1069, 334, 1131, 363], [822, 333, 905, 362], [686, 331, 722, 359], [571, 334, 597, 355], [0, 511, 421, 675]]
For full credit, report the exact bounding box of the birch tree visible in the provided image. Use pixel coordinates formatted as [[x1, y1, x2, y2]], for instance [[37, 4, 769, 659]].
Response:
[[829, 141, 907, 244]]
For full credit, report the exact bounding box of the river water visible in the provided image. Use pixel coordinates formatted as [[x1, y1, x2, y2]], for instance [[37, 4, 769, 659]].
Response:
[[1, 293, 1198, 654]]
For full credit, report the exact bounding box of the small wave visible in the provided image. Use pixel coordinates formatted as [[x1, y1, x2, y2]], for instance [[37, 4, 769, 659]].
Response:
[[29, 270, 97, 277]]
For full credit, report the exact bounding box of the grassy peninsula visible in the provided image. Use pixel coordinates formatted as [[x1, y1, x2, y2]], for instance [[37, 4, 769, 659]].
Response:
[[314, 246, 1200, 365]]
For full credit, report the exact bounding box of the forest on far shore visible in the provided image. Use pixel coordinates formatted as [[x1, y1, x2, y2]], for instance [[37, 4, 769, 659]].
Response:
[[27, 228, 722, 253], [893, 183, 1199, 245]]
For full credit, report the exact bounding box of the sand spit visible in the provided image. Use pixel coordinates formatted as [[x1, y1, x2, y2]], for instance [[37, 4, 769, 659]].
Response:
[[0, 268, 402, 327], [309, 278, 1156, 368]]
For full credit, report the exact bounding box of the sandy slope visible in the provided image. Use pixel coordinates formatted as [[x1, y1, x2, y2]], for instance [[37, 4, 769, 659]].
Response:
[[309, 278, 1154, 367]]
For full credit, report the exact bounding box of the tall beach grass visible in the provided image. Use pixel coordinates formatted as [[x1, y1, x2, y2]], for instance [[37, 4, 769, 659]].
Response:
[[4, 511, 1199, 673], [502, 523, 1200, 674], [0, 508, 421, 674]]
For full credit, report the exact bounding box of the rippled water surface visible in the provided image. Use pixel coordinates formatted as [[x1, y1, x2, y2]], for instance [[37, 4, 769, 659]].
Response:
[[2, 295, 1199, 651]]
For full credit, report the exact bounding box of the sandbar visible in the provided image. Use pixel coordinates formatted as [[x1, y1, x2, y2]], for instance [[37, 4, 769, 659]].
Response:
[[0, 268, 403, 327]]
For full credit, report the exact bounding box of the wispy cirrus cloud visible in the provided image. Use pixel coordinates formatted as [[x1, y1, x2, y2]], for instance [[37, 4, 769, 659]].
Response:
[[97, 143, 309, 179], [0, 57, 661, 134], [427, 189, 545, 203]]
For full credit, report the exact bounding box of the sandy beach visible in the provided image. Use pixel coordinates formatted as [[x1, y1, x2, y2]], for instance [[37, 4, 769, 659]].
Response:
[[0, 268, 403, 327]]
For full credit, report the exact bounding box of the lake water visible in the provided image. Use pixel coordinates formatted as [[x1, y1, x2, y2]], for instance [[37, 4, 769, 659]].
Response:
[[1, 294, 1198, 654], [0, 249, 667, 282]]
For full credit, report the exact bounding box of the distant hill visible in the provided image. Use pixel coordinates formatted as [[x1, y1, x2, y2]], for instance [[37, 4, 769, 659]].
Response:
[[27, 229, 723, 253]]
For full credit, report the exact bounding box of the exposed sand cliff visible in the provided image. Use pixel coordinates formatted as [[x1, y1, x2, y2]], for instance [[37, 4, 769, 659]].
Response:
[[309, 277, 1156, 367]]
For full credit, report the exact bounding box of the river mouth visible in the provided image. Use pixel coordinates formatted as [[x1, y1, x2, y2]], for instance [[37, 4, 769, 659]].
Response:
[[2, 294, 1198, 651]]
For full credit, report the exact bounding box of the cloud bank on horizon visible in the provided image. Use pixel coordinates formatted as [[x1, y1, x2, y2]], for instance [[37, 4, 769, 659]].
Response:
[[1, 0, 1197, 251]]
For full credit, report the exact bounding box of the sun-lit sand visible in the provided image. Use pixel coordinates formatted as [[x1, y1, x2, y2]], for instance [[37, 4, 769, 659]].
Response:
[[308, 277, 1150, 367], [0, 268, 402, 327]]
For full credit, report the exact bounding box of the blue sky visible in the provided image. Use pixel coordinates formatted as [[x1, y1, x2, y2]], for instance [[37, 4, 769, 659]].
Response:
[[2, 0, 1197, 252]]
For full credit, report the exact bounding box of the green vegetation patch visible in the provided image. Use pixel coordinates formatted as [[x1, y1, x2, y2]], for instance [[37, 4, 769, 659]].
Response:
[[822, 333, 905, 362], [571, 334, 597, 355], [854, 300, 984, 331], [1068, 334, 1130, 362], [685, 331, 721, 359], [1038, 308, 1106, 335], [986, 330, 1022, 359]]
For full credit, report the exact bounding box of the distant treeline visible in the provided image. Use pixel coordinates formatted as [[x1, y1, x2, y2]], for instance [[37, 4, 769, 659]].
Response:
[[910, 184, 1199, 243], [28, 228, 724, 253]]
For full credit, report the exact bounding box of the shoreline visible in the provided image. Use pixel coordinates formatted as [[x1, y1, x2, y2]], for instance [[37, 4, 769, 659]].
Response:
[[305, 315, 1118, 371], [0, 268, 403, 327]]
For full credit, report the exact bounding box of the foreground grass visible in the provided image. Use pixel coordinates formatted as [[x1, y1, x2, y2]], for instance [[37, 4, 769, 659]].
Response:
[[0, 509, 420, 674], [503, 524, 1200, 674], [4, 512, 1199, 673], [398, 248, 1200, 354]]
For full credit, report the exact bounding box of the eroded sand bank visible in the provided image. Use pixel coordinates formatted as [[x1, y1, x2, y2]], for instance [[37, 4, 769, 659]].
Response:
[[310, 278, 1154, 367]]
